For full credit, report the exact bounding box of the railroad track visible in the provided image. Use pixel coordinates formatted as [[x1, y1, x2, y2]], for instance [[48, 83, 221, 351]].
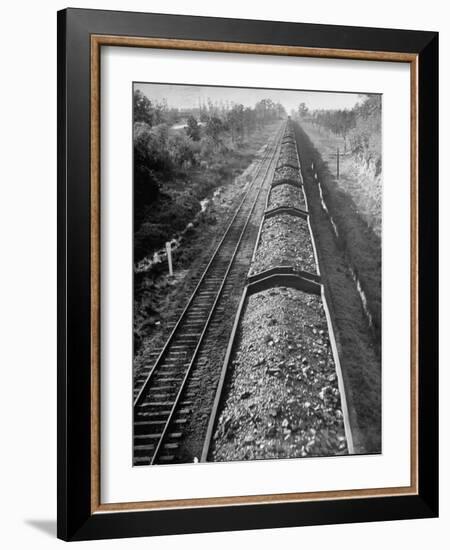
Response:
[[133, 123, 285, 466]]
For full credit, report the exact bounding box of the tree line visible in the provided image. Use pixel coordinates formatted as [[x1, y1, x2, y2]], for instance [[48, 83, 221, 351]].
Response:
[[133, 90, 286, 226], [297, 95, 382, 173]]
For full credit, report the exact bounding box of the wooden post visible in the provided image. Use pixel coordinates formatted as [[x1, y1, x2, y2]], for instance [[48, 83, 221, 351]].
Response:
[[337, 147, 340, 180], [166, 241, 173, 276]]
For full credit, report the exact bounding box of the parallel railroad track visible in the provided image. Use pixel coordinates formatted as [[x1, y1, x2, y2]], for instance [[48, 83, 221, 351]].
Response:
[[133, 123, 285, 466]]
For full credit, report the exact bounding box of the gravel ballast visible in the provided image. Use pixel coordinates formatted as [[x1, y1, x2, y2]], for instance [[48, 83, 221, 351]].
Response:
[[210, 287, 348, 461], [249, 214, 316, 276], [267, 184, 306, 211]]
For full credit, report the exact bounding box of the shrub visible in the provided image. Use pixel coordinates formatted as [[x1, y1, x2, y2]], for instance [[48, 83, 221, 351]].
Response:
[[168, 132, 198, 168], [185, 116, 201, 141]]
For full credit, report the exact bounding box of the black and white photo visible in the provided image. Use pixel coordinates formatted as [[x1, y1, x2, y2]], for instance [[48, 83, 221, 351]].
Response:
[[132, 83, 382, 466], [57, 9, 438, 540]]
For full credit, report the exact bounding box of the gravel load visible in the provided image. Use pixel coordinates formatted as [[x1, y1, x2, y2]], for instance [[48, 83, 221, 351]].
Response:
[[267, 184, 306, 211], [249, 214, 316, 276], [210, 287, 348, 461], [273, 165, 302, 184], [279, 146, 297, 158], [277, 152, 299, 167], [282, 140, 296, 149]]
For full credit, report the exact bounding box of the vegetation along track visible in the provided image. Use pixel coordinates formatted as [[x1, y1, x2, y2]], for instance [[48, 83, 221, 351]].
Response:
[[133, 122, 285, 466]]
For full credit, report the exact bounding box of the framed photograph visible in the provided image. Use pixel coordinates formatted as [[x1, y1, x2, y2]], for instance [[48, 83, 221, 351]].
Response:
[[57, 8, 438, 541]]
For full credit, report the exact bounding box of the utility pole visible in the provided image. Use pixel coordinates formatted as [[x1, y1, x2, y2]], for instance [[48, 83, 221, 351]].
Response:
[[166, 241, 173, 276], [329, 148, 340, 180], [337, 147, 340, 180]]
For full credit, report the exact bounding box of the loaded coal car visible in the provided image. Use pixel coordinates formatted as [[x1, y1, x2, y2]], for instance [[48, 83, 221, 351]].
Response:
[[277, 144, 299, 167], [267, 182, 306, 211], [210, 285, 348, 462], [249, 213, 316, 277], [272, 164, 302, 186]]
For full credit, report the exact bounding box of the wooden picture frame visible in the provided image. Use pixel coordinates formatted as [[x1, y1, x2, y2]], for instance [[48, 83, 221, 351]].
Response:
[[57, 8, 438, 541]]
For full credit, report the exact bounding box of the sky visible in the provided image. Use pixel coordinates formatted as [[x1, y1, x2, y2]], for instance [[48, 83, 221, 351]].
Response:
[[134, 82, 373, 113]]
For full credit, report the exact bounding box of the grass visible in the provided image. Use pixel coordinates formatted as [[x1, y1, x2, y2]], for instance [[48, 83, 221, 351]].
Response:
[[300, 122, 382, 353], [302, 122, 382, 237], [295, 122, 381, 454], [134, 125, 277, 263], [133, 209, 223, 361]]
